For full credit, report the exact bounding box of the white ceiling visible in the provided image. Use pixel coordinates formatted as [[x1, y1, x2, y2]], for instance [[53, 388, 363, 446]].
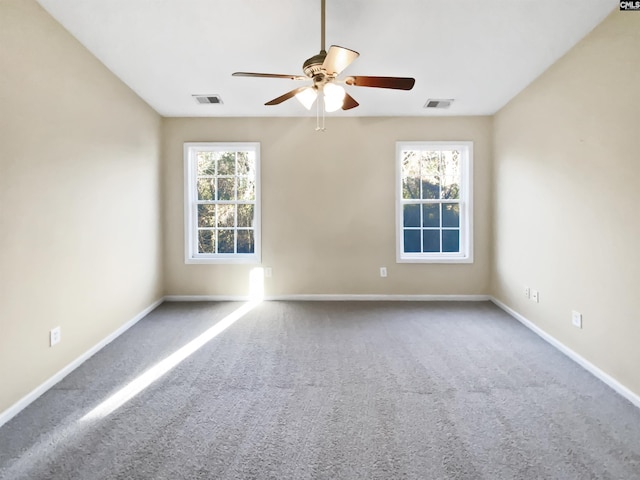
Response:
[[36, 0, 616, 117]]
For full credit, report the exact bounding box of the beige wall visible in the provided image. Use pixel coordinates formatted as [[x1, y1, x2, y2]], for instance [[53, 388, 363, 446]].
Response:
[[492, 11, 640, 396], [0, 0, 163, 412], [163, 116, 492, 296]]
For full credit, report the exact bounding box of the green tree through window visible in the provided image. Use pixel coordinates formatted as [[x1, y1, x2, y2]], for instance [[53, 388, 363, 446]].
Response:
[[396, 142, 472, 263], [185, 143, 261, 264]]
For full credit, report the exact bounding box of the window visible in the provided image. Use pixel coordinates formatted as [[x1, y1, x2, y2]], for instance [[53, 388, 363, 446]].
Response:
[[396, 141, 472, 263], [184, 143, 260, 264]]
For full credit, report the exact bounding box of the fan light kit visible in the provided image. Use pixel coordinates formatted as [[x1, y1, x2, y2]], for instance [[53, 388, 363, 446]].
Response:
[[233, 0, 415, 131]]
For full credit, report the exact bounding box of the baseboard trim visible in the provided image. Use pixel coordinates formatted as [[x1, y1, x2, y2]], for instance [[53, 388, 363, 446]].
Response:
[[164, 295, 247, 302], [490, 296, 640, 410], [165, 294, 491, 302], [269, 294, 491, 301], [0, 298, 164, 429]]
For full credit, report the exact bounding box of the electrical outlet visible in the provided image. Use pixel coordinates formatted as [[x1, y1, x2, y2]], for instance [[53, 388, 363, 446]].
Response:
[[50, 326, 61, 347], [572, 311, 582, 328], [531, 290, 539, 303], [380, 267, 387, 278], [524, 286, 530, 299], [264, 267, 272, 278]]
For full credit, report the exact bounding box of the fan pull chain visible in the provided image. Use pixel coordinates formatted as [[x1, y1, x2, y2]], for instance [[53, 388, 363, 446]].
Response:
[[315, 92, 326, 132]]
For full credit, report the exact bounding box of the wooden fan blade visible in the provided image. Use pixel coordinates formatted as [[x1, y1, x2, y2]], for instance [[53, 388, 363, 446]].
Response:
[[342, 93, 359, 110], [344, 76, 415, 90], [265, 87, 308, 106], [233, 72, 307, 80], [322, 45, 359, 76]]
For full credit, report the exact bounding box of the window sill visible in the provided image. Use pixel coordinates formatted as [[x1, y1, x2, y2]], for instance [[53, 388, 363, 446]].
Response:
[[185, 254, 261, 265], [396, 254, 473, 264]]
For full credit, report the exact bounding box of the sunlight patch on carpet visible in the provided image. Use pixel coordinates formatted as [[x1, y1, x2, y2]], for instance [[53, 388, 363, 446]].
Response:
[[81, 268, 265, 422]]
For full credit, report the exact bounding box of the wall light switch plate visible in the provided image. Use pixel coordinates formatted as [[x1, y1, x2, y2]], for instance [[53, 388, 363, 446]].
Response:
[[380, 267, 387, 278], [572, 311, 582, 328], [531, 290, 539, 303], [264, 267, 272, 278]]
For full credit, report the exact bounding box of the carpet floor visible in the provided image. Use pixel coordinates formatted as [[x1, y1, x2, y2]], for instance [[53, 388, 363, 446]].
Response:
[[1, 301, 639, 479]]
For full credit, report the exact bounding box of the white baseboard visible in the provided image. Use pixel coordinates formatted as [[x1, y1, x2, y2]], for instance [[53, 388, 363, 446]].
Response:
[[0, 298, 164, 429], [490, 297, 640, 410], [163, 295, 247, 302], [165, 294, 491, 302], [268, 294, 491, 301]]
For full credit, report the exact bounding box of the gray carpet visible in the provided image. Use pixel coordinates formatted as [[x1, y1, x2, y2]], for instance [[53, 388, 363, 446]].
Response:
[[1, 301, 639, 479]]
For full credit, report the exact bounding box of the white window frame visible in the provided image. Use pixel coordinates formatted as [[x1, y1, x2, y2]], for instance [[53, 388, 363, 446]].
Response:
[[184, 142, 261, 264], [395, 141, 473, 264]]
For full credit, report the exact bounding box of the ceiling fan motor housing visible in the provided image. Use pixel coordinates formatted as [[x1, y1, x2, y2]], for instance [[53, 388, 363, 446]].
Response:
[[303, 51, 328, 80]]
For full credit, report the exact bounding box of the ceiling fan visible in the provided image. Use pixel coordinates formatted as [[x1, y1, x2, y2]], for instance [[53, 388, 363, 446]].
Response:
[[232, 0, 415, 115]]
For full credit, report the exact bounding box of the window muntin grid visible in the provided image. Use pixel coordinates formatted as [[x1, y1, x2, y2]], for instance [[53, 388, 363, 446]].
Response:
[[396, 142, 472, 263], [185, 143, 260, 264]]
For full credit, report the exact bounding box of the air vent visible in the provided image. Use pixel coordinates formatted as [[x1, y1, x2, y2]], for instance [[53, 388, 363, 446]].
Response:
[[193, 94, 223, 105], [424, 99, 454, 109]]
